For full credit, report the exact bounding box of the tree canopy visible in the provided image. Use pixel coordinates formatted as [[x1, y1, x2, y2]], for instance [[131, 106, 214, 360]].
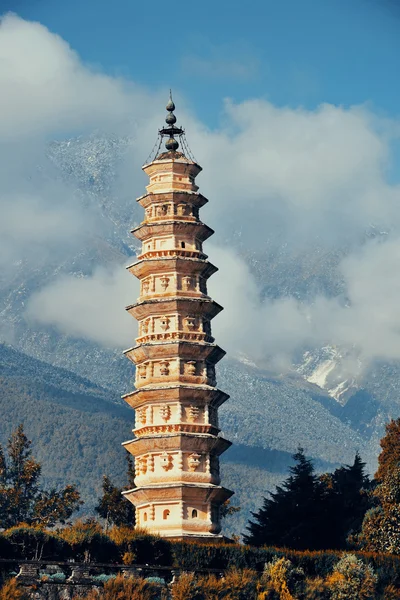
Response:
[[244, 448, 371, 550], [0, 424, 82, 528], [95, 454, 135, 530]]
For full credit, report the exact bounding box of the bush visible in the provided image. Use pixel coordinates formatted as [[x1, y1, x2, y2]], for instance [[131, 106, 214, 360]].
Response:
[[108, 526, 171, 565], [4, 525, 68, 560], [0, 578, 28, 600], [259, 557, 305, 600], [170, 572, 202, 600], [59, 519, 118, 562], [325, 554, 377, 600], [100, 574, 160, 600], [383, 585, 400, 600]]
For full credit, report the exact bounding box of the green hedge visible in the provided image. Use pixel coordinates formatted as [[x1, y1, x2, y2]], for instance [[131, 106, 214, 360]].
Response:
[[1, 525, 400, 591]]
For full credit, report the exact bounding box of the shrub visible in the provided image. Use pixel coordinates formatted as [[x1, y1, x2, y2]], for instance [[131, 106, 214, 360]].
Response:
[[170, 572, 203, 600], [325, 553, 377, 600], [383, 584, 400, 600], [222, 568, 258, 600], [100, 574, 160, 600], [304, 577, 330, 600], [4, 525, 67, 560], [259, 557, 305, 600], [45, 572, 67, 582], [92, 574, 116, 583], [0, 578, 29, 600], [108, 526, 171, 565], [59, 519, 118, 562]]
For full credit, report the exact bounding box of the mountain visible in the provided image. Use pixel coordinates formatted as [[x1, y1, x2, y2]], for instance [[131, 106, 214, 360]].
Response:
[[0, 132, 399, 536], [0, 342, 369, 537]]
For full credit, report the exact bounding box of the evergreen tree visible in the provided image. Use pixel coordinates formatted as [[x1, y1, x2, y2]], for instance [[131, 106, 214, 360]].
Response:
[[323, 453, 371, 548], [244, 448, 326, 549], [95, 454, 135, 530], [0, 425, 82, 528], [355, 419, 400, 553], [375, 418, 400, 482]]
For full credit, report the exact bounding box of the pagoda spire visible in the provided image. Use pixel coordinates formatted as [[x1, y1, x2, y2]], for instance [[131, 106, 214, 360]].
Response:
[[121, 96, 233, 541], [159, 91, 184, 152]]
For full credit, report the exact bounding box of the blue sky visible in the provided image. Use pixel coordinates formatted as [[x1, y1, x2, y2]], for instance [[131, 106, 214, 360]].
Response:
[[5, 0, 400, 126]]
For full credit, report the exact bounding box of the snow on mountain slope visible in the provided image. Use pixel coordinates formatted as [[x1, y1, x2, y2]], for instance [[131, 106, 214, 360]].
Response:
[[296, 346, 361, 404], [0, 132, 398, 489]]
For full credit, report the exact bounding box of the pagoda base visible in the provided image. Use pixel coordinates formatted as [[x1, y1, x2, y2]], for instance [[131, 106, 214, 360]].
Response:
[[123, 483, 233, 537]]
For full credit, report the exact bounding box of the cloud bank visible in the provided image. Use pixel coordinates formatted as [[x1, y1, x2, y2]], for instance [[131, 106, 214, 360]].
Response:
[[3, 13, 400, 375], [26, 265, 138, 348]]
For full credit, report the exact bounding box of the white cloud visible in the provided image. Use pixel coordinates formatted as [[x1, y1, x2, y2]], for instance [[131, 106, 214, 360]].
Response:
[[188, 100, 400, 247], [0, 13, 158, 273], [3, 14, 400, 374], [25, 265, 138, 347], [209, 237, 400, 370], [0, 13, 134, 139]]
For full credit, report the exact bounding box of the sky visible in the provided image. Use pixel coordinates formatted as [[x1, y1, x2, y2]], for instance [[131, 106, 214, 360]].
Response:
[[3, 2, 400, 376], [4, 0, 400, 125]]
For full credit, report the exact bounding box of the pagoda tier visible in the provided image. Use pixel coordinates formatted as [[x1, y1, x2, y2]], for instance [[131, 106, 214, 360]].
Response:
[[122, 96, 233, 540]]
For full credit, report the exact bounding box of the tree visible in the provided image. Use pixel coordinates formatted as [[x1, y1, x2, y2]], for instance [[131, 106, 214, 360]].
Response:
[[0, 424, 82, 528], [220, 499, 241, 519], [60, 518, 118, 563], [322, 453, 371, 549], [355, 419, 400, 553], [95, 454, 135, 530], [244, 448, 326, 549], [375, 418, 400, 483]]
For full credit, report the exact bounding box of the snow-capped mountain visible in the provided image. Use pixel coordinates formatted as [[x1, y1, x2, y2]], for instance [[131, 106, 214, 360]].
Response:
[[296, 346, 361, 404], [1, 132, 399, 533]]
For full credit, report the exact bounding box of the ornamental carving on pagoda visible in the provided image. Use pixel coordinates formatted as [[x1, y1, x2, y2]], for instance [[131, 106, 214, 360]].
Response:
[[122, 94, 233, 540]]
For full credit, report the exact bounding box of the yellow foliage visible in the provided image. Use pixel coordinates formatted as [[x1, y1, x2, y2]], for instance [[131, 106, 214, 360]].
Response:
[[59, 518, 102, 545], [259, 557, 300, 600], [76, 574, 159, 600], [108, 525, 155, 545], [304, 576, 329, 600], [222, 569, 257, 600], [171, 568, 258, 600], [325, 554, 376, 600], [170, 572, 199, 600], [383, 584, 400, 600], [122, 551, 136, 564], [0, 579, 29, 600], [101, 575, 159, 600]]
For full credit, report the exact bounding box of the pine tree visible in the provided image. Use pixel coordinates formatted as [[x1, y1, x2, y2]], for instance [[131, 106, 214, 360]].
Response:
[[0, 425, 82, 528], [244, 448, 325, 549], [324, 453, 371, 548], [95, 454, 135, 530]]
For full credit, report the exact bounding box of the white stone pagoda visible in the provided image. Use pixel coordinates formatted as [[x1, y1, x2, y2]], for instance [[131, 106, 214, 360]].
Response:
[[122, 95, 233, 540]]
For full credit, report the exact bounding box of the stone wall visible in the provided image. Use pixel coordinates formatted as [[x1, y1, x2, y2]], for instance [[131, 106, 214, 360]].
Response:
[[9, 560, 175, 599]]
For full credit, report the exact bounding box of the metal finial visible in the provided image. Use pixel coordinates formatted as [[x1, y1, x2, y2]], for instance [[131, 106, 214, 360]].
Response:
[[159, 91, 183, 153], [166, 90, 175, 112]]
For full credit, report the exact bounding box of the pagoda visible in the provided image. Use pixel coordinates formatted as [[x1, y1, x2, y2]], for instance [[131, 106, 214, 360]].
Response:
[[122, 95, 233, 540]]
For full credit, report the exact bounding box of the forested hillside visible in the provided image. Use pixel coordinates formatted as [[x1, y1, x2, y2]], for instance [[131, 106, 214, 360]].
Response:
[[0, 342, 370, 536]]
